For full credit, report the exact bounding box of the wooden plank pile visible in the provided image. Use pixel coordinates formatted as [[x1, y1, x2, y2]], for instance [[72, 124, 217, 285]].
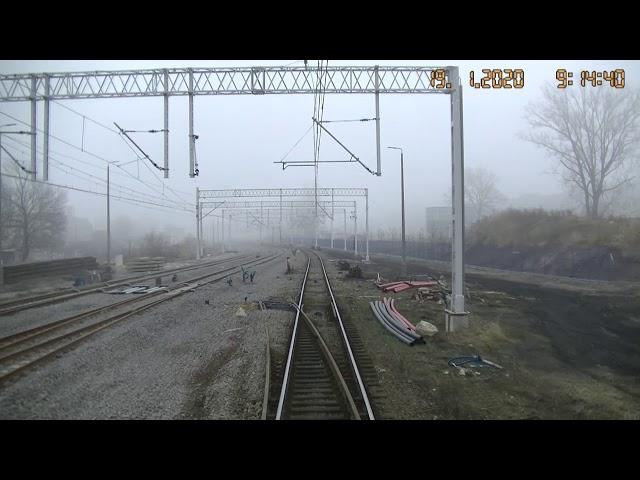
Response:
[[375, 280, 438, 293], [124, 257, 165, 273], [2, 257, 98, 284]]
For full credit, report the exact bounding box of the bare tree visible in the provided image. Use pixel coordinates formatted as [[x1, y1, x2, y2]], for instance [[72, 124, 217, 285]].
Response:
[[443, 166, 506, 220], [139, 231, 171, 257], [466, 166, 506, 220], [2, 166, 67, 261], [523, 84, 640, 219]]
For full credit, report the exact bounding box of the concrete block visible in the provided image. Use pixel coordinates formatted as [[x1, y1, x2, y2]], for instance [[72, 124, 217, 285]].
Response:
[[415, 320, 438, 337]]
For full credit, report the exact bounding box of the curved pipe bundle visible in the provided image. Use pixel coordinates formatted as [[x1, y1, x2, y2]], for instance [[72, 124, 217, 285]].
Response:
[[384, 298, 416, 332], [369, 299, 424, 345]]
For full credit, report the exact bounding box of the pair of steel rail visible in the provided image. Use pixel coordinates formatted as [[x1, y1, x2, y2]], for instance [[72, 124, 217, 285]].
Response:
[[264, 250, 374, 420], [0, 252, 282, 386], [0, 254, 253, 315]]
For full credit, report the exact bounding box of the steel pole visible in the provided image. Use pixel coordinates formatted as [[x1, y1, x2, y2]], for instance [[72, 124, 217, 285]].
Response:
[[374, 66, 382, 176], [279, 189, 283, 244], [354, 205, 358, 257], [200, 204, 204, 257], [107, 164, 111, 265], [221, 210, 225, 253], [43, 75, 50, 181], [331, 190, 334, 249], [163, 69, 169, 179], [401, 151, 406, 274], [30, 76, 37, 179], [447, 67, 467, 329], [188, 68, 195, 178], [365, 189, 370, 261], [196, 187, 201, 259], [343, 209, 347, 251]]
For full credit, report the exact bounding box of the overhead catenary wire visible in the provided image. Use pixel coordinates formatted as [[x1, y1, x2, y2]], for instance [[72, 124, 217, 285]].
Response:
[[2, 137, 191, 210], [114, 122, 166, 172], [48, 160, 188, 211], [51, 100, 120, 134], [320, 118, 378, 123], [0, 110, 117, 166], [276, 125, 313, 164], [5, 150, 191, 213], [0, 145, 35, 174], [0, 109, 192, 206], [3, 133, 144, 182], [0, 172, 194, 214]]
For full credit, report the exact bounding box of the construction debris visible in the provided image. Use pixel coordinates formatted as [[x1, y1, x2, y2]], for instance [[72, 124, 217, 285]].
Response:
[[448, 355, 504, 370], [415, 320, 438, 337], [261, 300, 296, 312], [337, 260, 351, 271], [347, 265, 363, 278], [376, 280, 439, 293], [125, 257, 165, 273], [369, 298, 424, 345]]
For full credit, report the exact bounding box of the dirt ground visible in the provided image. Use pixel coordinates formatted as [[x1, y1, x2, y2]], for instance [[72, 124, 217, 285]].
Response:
[[321, 249, 640, 420]]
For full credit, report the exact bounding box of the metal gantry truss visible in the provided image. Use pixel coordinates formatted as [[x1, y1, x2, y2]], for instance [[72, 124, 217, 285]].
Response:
[[0, 63, 467, 325], [0, 64, 457, 180], [196, 188, 368, 259], [200, 200, 358, 253], [0, 66, 451, 100]]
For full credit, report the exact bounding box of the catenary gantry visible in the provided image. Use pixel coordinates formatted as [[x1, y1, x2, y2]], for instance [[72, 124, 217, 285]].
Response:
[[202, 201, 358, 254], [0, 63, 467, 328], [196, 188, 368, 259]]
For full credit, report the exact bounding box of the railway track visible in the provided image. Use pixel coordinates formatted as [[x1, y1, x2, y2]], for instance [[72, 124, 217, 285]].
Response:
[[0, 253, 254, 316], [0, 252, 282, 386], [265, 249, 375, 420]]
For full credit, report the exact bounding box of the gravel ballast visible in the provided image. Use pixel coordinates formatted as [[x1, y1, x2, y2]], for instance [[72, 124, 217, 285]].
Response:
[[0, 247, 307, 419]]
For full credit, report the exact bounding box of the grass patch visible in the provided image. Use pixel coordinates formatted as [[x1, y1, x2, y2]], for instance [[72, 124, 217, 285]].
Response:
[[469, 209, 640, 255]]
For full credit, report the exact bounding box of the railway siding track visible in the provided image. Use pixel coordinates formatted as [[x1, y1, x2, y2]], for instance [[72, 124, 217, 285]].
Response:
[[0, 254, 253, 316], [0, 252, 282, 386], [266, 249, 375, 420]]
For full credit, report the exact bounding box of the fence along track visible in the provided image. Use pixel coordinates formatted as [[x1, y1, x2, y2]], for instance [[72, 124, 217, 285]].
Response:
[[0, 253, 282, 386], [0, 254, 253, 315], [272, 250, 374, 420]]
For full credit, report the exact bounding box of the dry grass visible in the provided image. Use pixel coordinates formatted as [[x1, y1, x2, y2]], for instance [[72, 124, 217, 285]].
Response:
[[469, 209, 640, 256]]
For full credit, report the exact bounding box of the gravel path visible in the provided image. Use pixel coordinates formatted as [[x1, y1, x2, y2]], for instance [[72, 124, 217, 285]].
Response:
[[0, 247, 307, 419]]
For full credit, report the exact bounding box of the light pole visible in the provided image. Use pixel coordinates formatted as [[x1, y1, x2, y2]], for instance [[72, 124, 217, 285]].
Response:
[[107, 164, 111, 266], [388, 146, 406, 275]]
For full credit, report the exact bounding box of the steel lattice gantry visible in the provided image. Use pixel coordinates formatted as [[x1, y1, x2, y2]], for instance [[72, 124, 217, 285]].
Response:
[[200, 200, 357, 253], [0, 64, 467, 328], [0, 65, 458, 180], [196, 188, 366, 257]]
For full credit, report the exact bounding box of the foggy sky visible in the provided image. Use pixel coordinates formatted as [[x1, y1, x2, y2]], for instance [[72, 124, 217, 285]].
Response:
[[1, 60, 638, 240]]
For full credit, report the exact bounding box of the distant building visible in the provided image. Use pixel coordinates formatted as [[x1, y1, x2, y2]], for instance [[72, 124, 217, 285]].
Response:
[[425, 205, 479, 240]]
